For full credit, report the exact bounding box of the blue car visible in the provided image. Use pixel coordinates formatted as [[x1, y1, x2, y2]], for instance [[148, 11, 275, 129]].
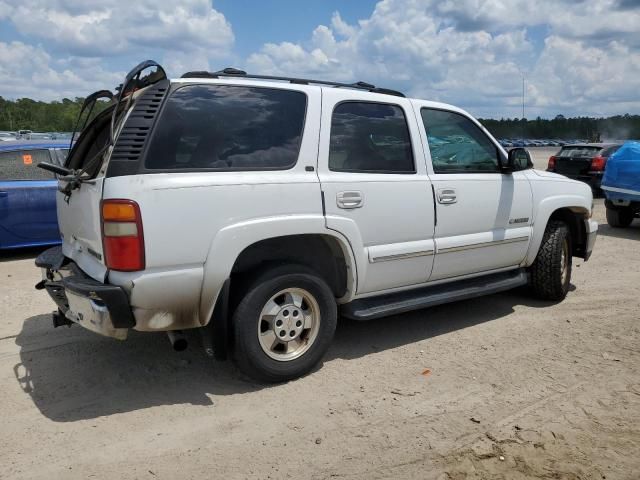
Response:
[[0, 140, 71, 249], [601, 140, 640, 228]]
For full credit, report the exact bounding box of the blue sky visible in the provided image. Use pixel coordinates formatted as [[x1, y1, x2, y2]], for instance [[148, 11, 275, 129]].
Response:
[[216, 1, 378, 58], [1, 0, 639, 119]]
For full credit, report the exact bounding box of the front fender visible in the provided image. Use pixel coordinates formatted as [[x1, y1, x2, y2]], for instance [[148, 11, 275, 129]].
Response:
[[198, 214, 359, 325], [524, 194, 591, 265]]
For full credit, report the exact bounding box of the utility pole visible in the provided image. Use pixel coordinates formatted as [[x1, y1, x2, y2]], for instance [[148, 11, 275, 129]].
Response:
[[522, 75, 525, 121], [520, 72, 525, 143]]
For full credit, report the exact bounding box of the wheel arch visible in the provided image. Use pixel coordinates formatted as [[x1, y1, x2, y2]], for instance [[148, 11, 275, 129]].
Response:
[[525, 196, 591, 265], [198, 216, 358, 328]]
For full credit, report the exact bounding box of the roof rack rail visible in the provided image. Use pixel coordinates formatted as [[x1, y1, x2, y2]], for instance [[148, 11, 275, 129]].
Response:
[[180, 67, 405, 97]]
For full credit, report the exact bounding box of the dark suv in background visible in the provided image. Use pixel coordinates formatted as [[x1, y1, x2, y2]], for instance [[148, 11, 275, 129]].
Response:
[[547, 143, 622, 194]]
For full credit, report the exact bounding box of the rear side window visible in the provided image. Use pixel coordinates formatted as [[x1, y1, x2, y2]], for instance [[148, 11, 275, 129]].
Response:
[[145, 85, 307, 171], [329, 102, 414, 173], [421, 108, 500, 173], [0, 149, 54, 180]]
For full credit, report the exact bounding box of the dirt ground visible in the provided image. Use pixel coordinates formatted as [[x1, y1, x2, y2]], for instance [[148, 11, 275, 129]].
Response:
[[1, 148, 639, 479]]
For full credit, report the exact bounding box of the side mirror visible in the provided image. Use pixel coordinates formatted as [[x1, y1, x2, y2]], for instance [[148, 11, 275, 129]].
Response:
[[505, 147, 533, 173]]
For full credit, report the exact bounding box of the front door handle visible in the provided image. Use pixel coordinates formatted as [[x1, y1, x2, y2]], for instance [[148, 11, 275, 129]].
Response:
[[437, 188, 457, 204], [337, 191, 363, 209]]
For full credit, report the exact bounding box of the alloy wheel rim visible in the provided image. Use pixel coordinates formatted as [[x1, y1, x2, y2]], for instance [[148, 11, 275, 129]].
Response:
[[257, 288, 320, 361]]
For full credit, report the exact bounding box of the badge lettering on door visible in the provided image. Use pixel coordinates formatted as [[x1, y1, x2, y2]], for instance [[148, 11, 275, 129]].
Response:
[[509, 217, 529, 224]]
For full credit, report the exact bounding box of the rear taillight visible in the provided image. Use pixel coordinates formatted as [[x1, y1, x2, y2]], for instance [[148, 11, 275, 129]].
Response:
[[101, 199, 145, 271], [590, 155, 607, 172], [547, 155, 556, 170]]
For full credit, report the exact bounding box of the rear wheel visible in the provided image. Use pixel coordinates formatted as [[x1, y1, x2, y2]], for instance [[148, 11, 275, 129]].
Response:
[[606, 206, 634, 228], [232, 265, 337, 383], [529, 220, 571, 301]]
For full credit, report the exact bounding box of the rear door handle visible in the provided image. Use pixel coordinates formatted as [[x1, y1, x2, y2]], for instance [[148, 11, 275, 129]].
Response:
[[437, 188, 457, 204], [337, 191, 363, 209]]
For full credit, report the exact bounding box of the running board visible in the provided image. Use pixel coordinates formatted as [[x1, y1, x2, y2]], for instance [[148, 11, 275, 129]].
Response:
[[341, 269, 528, 321]]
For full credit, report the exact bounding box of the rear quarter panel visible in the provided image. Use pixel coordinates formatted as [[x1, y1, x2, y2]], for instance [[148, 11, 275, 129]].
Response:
[[104, 170, 325, 328]]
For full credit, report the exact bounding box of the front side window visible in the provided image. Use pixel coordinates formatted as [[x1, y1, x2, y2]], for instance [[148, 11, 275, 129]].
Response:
[[145, 85, 307, 171], [0, 149, 54, 180], [421, 108, 500, 173], [329, 102, 415, 174]]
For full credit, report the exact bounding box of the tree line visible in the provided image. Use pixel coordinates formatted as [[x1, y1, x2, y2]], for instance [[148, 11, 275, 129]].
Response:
[[1, 96, 639, 140], [0, 97, 87, 132], [479, 115, 640, 141]]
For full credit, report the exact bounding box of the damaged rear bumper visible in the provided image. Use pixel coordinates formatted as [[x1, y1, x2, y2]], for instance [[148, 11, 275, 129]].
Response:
[[36, 246, 134, 339]]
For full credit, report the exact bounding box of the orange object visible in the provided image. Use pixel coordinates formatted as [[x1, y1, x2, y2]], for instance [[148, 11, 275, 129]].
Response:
[[22, 154, 32, 165], [421, 368, 432, 376], [102, 202, 137, 221]]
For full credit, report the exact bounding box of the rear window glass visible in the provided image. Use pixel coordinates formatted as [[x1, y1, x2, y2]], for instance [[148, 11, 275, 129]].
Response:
[[558, 146, 600, 157], [145, 85, 307, 171], [0, 149, 54, 180]]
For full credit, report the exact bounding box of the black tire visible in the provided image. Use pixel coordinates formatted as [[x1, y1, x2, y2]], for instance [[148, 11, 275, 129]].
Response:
[[232, 265, 337, 383], [606, 207, 634, 228], [529, 220, 571, 301]]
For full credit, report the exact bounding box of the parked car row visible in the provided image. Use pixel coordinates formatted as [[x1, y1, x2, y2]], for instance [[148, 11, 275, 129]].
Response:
[[0, 131, 73, 141], [498, 138, 587, 148]]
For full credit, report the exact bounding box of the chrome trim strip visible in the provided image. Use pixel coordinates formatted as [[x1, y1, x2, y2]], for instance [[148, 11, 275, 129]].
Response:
[[601, 185, 640, 196], [437, 236, 530, 254], [369, 249, 434, 263]]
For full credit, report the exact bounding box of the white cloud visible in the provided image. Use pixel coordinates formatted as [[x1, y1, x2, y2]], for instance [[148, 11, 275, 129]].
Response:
[[245, 0, 640, 117], [0, 0, 234, 100], [0, 41, 123, 100], [530, 36, 640, 115], [1, 0, 639, 117], [0, 0, 233, 57]]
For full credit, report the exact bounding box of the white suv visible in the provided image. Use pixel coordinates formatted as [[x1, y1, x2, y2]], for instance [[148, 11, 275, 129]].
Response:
[[36, 61, 597, 382]]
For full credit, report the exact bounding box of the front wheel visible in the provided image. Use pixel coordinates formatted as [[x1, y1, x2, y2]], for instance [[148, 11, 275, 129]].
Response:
[[529, 220, 571, 301], [606, 206, 634, 228], [232, 265, 337, 383]]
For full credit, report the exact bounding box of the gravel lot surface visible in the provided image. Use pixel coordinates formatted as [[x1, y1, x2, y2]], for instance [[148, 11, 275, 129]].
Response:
[[1, 148, 638, 479]]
